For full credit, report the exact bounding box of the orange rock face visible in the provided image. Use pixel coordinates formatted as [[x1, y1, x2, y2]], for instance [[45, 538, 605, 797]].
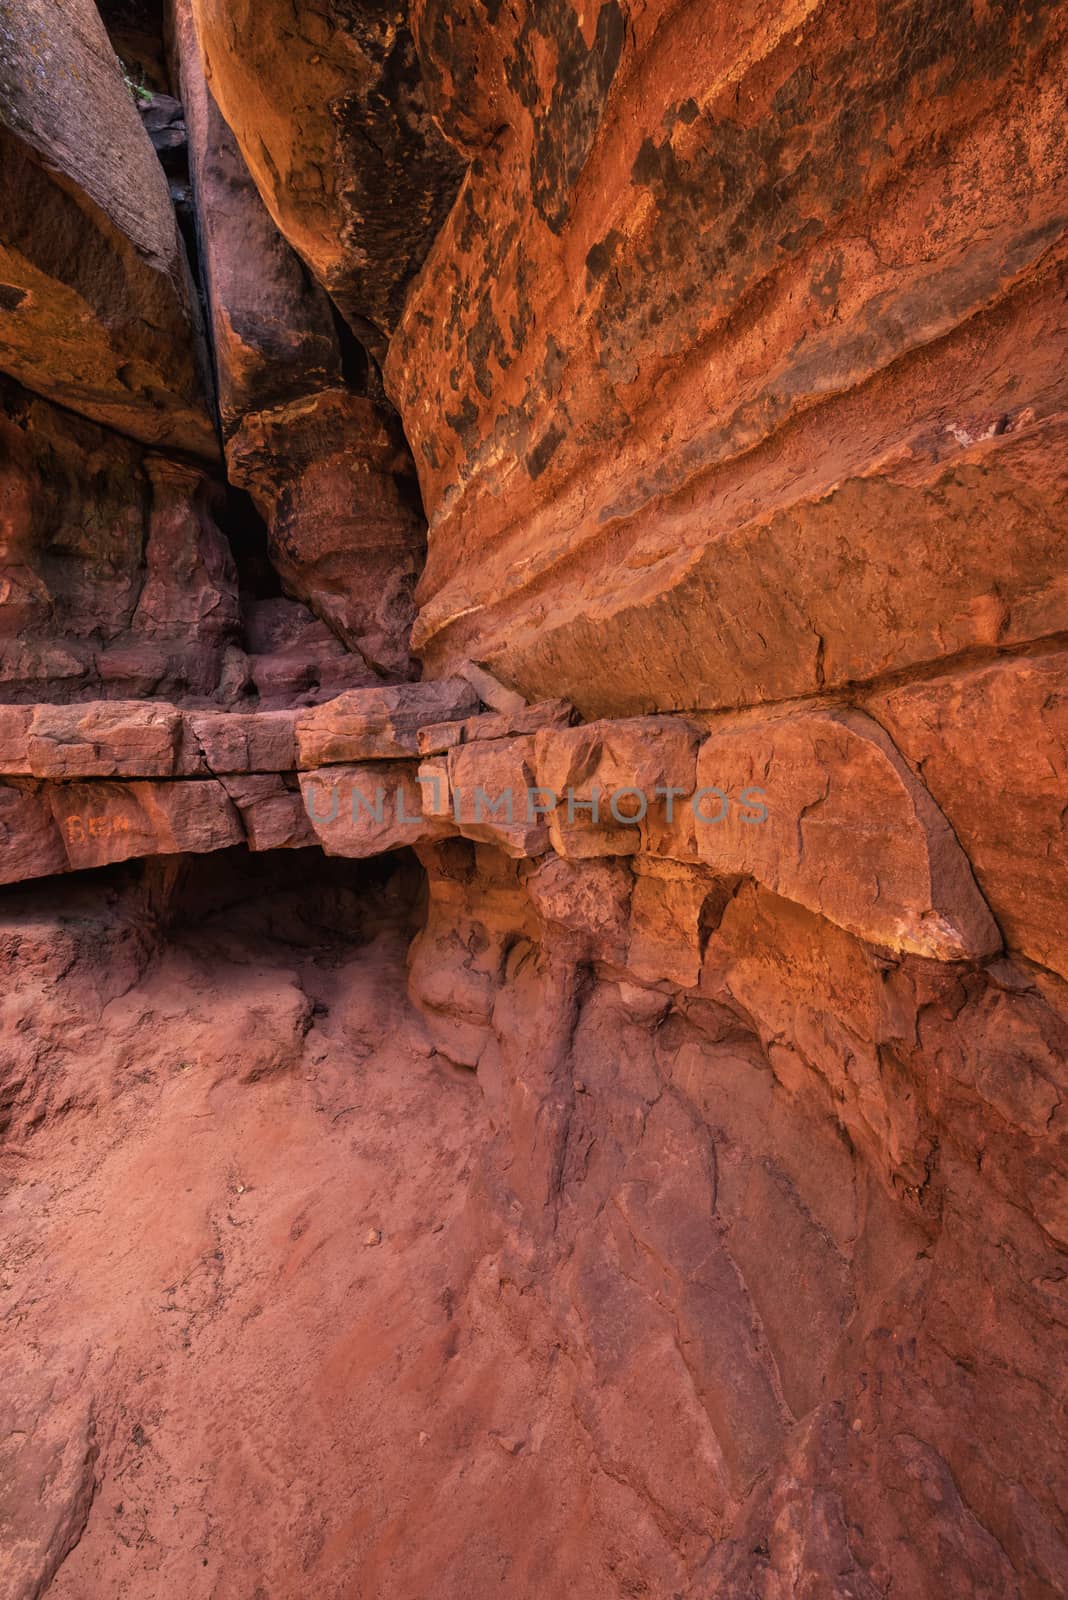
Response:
[[387, 0, 1068, 719], [188, 0, 464, 352], [0, 0, 216, 457], [1, 0, 1067, 1596]]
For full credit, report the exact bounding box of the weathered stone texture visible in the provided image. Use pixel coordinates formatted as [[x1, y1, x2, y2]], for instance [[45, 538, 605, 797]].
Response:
[[189, 0, 464, 352], [0, 380, 237, 704], [383, 1, 1068, 719], [170, 0, 343, 437], [295, 679, 478, 766], [1, 2, 1066, 1596], [871, 653, 1068, 979], [0, 0, 216, 456], [403, 837, 1068, 1595], [226, 388, 426, 679]]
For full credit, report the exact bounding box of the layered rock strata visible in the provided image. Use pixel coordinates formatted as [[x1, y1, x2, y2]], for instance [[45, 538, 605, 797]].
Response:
[[387, 1, 1068, 723], [0, 683, 1008, 968], [1, 0, 1066, 1595]]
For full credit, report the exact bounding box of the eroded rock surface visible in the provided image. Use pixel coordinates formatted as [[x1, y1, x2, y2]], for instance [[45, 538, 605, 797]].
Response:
[[0, 379, 237, 703], [1, 0, 1067, 1596], [0, 0, 216, 456], [189, 0, 464, 352], [170, 0, 428, 677], [226, 388, 425, 678], [388, 1, 1068, 718]]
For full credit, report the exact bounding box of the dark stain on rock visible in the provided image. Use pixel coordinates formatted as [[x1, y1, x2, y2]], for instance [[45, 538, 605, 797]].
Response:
[[603, 0, 1061, 374], [0, 284, 27, 311], [526, 422, 566, 479], [585, 229, 623, 281], [445, 394, 479, 444], [505, 0, 625, 234], [809, 250, 844, 309], [329, 2, 466, 341]]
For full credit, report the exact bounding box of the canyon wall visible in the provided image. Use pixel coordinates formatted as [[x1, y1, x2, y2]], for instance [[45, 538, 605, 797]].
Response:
[[1, 1, 1066, 1596]]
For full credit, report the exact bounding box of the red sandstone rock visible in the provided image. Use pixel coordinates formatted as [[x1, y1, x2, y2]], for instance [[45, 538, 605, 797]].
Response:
[[299, 763, 450, 858], [227, 389, 426, 677], [187, 709, 301, 774], [0, 780, 68, 884], [448, 735, 549, 859], [626, 857, 721, 989], [0, 706, 32, 774], [416, 757, 451, 819], [0, 0, 216, 457], [535, 715, 700, 858], [406, 840, 1068, 1595], [433, 412, 1068, 721], [456, 662, 528, 718], [408, 840, 537, 1067], [296, 680, 478, 767], [170, 0, 342, 438], [0, 381, 239, 704], [871, 652, 1068, 979], [25, 702, 182, 780], [522, 852, 632, 967], [165, 2, 427, 687], [384, 3, 1068, 718], [131, 458, 238, 647], [48, 778, 242, 871], [2, 2, 1067, 1594], [0, 1348, 98, 1600], [417, 699, 576, 756], [220, 774, 315, 851], [189, 0, 463, 350], [242, 599, 381, 706], [690, 706, 1002, 961], [1, 381, 145, 696]]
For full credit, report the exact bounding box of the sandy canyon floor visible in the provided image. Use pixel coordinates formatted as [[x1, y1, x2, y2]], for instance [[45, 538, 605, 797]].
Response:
[[1, 857, 703, 1599]]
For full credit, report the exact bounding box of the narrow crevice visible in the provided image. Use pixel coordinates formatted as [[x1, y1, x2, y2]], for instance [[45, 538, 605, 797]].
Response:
[[215, 486, 282, 602]]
